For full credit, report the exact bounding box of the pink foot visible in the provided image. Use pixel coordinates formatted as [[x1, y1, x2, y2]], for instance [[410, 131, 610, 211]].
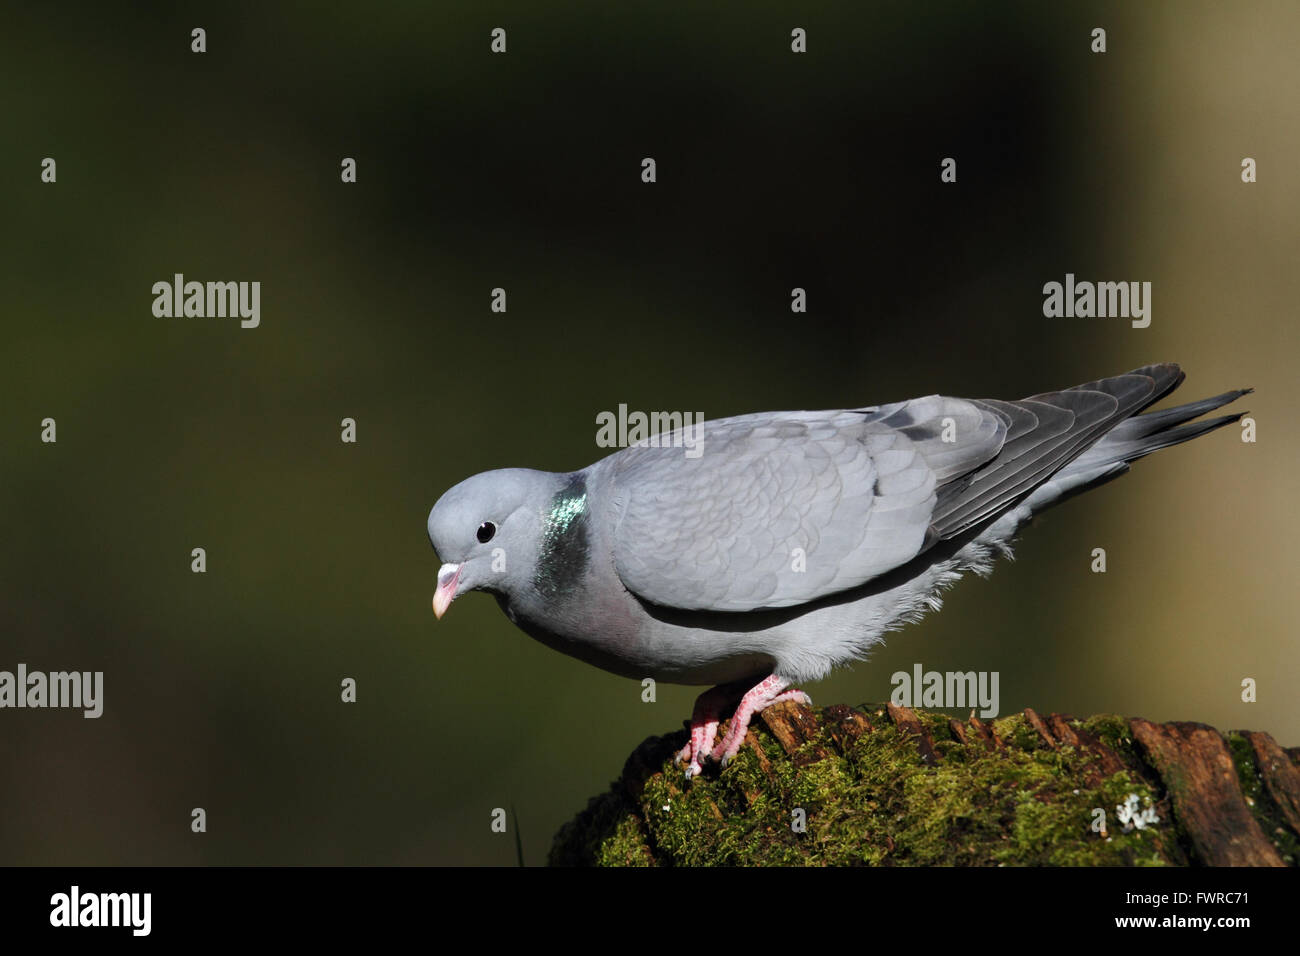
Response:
[[710, 676, 811, 766], [676, 685, 734, 779], [677, 674, 811, 776]]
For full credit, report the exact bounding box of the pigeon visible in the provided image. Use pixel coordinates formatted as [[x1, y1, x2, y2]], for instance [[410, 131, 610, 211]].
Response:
[[426, 364, 1248, 777]]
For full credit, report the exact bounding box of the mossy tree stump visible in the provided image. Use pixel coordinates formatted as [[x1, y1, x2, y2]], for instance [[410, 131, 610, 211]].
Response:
[[550, 702, 1300, 866]]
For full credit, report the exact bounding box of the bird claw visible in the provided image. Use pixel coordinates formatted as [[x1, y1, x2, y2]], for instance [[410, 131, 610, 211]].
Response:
[[676, 676, 808, 777], [677, 740, 704, 779]]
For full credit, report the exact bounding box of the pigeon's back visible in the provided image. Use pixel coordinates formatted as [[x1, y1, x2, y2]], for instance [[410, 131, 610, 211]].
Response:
[[598, 363, 1242, 627], [602, 402, 1000, 612]]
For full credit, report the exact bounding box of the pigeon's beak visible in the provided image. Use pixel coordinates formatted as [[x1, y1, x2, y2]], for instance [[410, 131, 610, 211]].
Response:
[[432, 563, 462, 620]]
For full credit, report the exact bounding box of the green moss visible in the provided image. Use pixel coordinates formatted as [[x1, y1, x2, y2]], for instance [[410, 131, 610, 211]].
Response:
[[1227, 733, 1261, 801], [549, 787, 649, 867], [552, 706, 1191, 866], [595, 813, 656, 867], [1226, 732, 1299, 866], [993, 713, 1041, 752], [1080, 714, 1136, 757]]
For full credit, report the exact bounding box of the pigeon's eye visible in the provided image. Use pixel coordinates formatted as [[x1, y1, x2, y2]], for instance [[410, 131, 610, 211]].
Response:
[[477, 521, 496, 544]]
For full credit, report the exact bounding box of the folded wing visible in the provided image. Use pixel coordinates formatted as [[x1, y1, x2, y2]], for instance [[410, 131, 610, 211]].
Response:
[[607, 364, 1184, 614]]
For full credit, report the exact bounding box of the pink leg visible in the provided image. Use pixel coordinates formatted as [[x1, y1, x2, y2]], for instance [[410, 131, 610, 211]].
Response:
[[709, 674, 811, 767], [676, 685, 735, 779]]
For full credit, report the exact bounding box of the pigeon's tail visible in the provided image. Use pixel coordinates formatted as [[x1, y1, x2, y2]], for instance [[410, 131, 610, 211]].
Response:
[[927, 364, 1251, 536], [1037, 382, 1251, 505], [1069, 387, 1252, 469], [931, 363, 1240, 537]]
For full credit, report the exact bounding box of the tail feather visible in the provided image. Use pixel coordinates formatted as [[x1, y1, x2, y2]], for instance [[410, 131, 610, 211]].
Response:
[[1101, 387, 1252, 443], [932, 367, 1173, 537], [982, 366, 1250, 520], [1069, 390, 1251, 471]]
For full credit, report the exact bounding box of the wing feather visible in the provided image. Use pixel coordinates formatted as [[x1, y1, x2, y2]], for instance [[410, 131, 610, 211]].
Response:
[[604, 364, 1184, 613], [607, 401, 1001, 611]]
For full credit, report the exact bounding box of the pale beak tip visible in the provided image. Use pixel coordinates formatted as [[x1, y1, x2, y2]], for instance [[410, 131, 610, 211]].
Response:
[[433, 563, 461, 620]]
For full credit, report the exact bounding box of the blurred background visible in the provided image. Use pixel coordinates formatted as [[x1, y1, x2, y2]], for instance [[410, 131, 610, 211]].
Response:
[[1, 1, 1295, 865]]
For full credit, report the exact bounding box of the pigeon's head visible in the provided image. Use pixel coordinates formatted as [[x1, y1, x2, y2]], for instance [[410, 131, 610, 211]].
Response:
[[426, 468, 557, 619]]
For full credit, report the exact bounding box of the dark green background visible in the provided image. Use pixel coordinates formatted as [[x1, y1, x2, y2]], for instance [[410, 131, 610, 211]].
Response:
[[2, 2, 1295, 865]]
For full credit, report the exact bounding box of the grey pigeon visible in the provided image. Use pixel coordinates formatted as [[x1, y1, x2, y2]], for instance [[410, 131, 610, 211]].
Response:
[[427, 364, 1248, 776]]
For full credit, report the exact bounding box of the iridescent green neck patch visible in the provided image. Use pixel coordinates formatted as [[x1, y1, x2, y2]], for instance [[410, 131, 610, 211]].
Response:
[[534, 475, 591, 599]]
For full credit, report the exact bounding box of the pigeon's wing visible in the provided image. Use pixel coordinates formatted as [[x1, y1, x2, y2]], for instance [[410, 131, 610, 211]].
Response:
[[604, 365, 1178, 613], [927, 364, 1179, 536], [604, 399, 1005, 612]]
